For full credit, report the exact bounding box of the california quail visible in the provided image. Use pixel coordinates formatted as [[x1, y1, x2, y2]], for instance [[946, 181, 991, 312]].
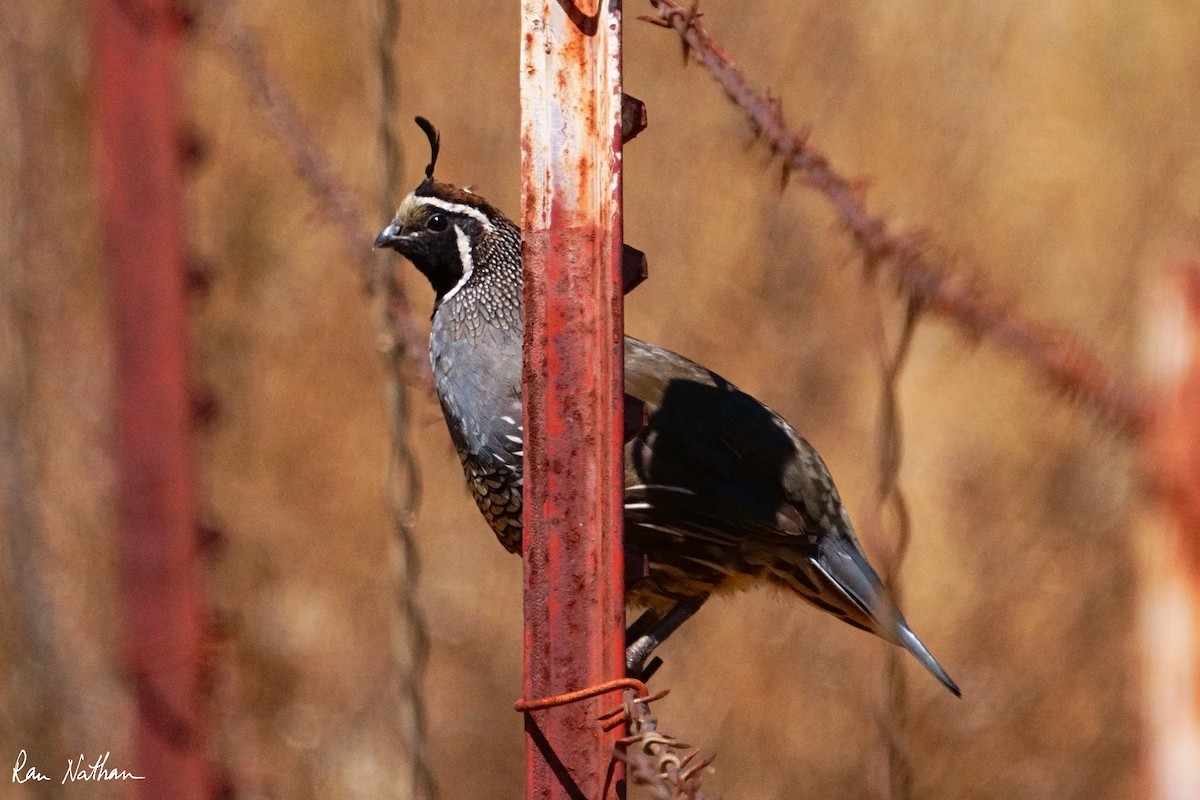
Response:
[[375, 118, 959, 696]]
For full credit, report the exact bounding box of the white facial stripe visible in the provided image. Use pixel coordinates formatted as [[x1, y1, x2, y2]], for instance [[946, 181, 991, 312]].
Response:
[[419, 196, 493, 230], [442, 224, 474, 303]]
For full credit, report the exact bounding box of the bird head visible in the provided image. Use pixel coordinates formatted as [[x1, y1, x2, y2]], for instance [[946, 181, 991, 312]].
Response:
[[374, 117, 513, 301]]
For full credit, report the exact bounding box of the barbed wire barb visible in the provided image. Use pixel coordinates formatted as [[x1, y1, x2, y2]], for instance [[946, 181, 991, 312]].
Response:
[[611, 690, 718, 800]]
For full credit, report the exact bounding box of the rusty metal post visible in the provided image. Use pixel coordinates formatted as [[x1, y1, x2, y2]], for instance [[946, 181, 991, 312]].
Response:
[[91, 1, 209, 797], [1142, 265, 1200, 800], [519, 1, 626, 799]]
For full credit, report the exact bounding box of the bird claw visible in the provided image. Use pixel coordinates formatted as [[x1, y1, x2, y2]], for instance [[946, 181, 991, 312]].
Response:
[[625, 635, 660, 680], [626, 639, 663, 682], [624, 601, 701, 680]]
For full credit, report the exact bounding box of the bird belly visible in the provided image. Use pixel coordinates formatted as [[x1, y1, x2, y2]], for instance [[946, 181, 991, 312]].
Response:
[[622, 523, 770, 614], [457, 449, 523, 554]]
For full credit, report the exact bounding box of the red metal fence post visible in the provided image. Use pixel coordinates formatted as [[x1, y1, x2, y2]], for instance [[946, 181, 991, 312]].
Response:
[[519, 1, 627, 799], [1142, 265, 1200, 799], [91, 1, 209, 796]]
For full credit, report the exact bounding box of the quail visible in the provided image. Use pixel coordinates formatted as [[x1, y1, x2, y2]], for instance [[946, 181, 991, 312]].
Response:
[[375, 117, 959, 696]]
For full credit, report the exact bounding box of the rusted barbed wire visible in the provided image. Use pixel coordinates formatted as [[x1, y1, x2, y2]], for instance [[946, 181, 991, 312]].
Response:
[[608, 690, 716, 800], [198, 1, 437, 795], [513, 680, 713, 798], [201, 0, 429, 384], [643, 0, 1147, 437]]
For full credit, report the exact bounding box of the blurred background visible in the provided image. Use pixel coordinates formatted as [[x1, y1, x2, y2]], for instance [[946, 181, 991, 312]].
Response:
[[4, 1, 1200, 798]]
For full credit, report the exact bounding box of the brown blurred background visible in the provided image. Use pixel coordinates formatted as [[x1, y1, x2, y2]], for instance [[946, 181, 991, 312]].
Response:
[[5, 1, 1200, 798]]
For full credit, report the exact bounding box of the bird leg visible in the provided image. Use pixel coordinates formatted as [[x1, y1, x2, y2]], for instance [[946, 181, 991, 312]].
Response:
[[625, 601, 701, 680], [625, 609, 660, 644]]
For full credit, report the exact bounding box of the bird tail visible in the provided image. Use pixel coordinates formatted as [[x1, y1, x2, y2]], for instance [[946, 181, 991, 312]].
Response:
[[778, 535, 961, 697]]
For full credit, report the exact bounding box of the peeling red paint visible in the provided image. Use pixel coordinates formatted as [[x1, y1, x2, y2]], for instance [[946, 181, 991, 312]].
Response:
[[520, 2, 626, 799]]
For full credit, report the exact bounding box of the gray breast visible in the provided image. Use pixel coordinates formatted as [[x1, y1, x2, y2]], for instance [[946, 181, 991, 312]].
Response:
[[430, 298, 524, 472]]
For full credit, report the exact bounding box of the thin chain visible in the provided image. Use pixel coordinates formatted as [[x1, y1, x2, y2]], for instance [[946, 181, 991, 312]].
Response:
[[868, 288, 921, 800], [375, 1, 436, 798]]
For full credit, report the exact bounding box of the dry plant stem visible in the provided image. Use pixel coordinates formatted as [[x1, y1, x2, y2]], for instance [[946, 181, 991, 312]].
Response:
[[203, 0, 429, 383], [645, 0, 1146, 436]]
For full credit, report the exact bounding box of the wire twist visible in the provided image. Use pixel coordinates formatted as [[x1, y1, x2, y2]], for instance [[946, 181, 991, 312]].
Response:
[[374, 2, 436, 799], [866, 290, 921, 800]]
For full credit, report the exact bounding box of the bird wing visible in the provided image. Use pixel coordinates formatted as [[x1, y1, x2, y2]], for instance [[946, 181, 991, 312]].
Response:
[[622, 336, 960, 696], [623, 335, 830, 546]]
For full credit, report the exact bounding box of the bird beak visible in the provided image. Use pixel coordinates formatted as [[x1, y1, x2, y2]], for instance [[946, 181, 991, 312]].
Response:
[[374, 221, 404, 249]]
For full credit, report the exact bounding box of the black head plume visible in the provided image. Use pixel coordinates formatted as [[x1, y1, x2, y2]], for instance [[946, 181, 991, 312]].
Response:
[[415, 116, 440, 183]]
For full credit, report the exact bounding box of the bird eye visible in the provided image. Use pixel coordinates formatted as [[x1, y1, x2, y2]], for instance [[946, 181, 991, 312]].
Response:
[[427, 213, 449, 232]]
